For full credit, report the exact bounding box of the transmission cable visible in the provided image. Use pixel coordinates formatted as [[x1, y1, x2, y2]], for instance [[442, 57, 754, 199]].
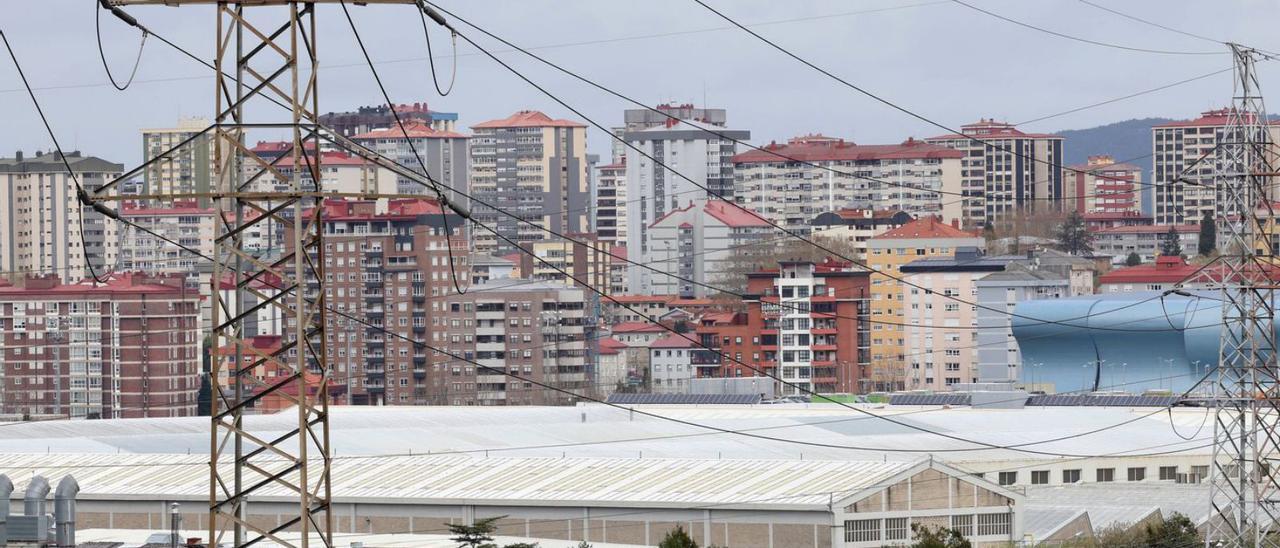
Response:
[[415, 0, 457, 96], [95, 0, 148, 91]]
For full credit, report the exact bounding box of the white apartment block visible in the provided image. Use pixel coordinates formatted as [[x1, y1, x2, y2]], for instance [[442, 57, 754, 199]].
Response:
[[637, 200, 770, 298], [141, 117, 213, 204], [593, 161, 627, 247], [350, 121, 469, 198], [1152, 109, 1280, 224], [623, 118, 748, 272], [650, 335, 696, 394], [734, 135, 964, 232], [0, 151, 121, 282], [926, 120, 1063, 228]]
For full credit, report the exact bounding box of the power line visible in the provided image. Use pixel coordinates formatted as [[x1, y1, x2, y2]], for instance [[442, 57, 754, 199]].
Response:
[[947, 0, 1224, 56]]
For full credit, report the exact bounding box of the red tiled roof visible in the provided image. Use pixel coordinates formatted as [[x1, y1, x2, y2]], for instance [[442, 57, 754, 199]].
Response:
[[350, 121, 468, 140], [1082, 211, 1151, 221], [1153, 108, 1242, 128], [313, 198, 444, 222], [1100, 255, 1280, 284], [609, 245, 627, 262], [270, 151, 370, 168], [0, 273, 192, 296], [649, 334, 698, 349], [250, 140, 317, 153], [926, 119, 1061, 141], [699, 311, 737, 324], [611, 322, 667, 334], [597, 338, 629, 355], [873, 216, 976, 239], [471, 110, 587, 129], [733, 137, 962, 164], [1093, 224, 1198, 234], [703, 201, 770, 228]]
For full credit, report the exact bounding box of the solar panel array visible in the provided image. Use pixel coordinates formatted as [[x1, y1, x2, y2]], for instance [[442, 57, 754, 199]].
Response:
[[1027, 394, 1181, 407], [889, 394, 972, 406], [605, 393, 763, 405]]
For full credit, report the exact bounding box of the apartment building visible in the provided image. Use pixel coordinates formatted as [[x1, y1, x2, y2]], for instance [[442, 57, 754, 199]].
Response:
[[319, 102, 459, 136], [593, 161, 627, 247], [469, 111, 589, 255], [623, 108, 749, 270], [439, 278, 594, 405], [0, 273, 201, 419], [350, 121, 468, 197], [515, 234, 612, 294], [925, 119, 1064, 228], [733, 135, 964, 231], [866, 217, 984, 391], [119, 202, 215, 278], [613, 103, 728, 164], [810, 209, 915, 261], [637, 200, 770, 298], [1062, 155, 1144, 215], [1151, 109, 1280, 223], [301, 198, 469, 405], [650, 335, 697, 394], [1092, 225, 1200, 264], [0, 151, 121, 283], [739, 260, 871, 395], [901, 249, 1021, 390], [140, 117, 213, 204]]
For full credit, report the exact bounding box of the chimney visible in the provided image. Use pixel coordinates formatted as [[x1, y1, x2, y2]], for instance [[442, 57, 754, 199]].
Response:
[[0, 474, 12, 546], [23, 475, 48, 518], [951, 219, 960, 229], [53, 475, 78, 548], [13, 150, 21, 162]]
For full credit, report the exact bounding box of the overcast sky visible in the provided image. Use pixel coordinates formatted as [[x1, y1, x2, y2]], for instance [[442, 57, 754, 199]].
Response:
[[3, 0, 1278, 168]]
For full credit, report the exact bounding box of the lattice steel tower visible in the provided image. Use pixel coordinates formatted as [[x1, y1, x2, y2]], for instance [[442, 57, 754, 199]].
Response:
[[1208, 43, 1280, 547], [97, 2, 426, 547]]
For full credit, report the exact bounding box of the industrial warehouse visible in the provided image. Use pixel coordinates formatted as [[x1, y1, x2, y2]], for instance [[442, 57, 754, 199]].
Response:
[[0, 402, 1216, 547]]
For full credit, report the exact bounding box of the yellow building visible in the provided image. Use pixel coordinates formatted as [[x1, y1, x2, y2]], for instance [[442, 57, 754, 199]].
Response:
[[866, 217, 984, 391]]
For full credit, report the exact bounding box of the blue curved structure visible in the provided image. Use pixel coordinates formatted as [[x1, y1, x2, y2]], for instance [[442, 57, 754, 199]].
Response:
[[1012, 292, 1238, 394]]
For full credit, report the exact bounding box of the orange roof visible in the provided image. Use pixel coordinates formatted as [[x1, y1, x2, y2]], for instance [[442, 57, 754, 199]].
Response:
[[471, 110, 587, 129], [873, 216, 976, 239], [734, 136, 962, 164], [650, 334, 698, 349], [611, 322, 667, 334], [597, 338, 629, 355], [608, 295, 672, 304]]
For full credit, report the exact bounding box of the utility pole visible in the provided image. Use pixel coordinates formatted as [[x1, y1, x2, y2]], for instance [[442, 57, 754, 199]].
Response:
[[1206, 43, 1280, 548]]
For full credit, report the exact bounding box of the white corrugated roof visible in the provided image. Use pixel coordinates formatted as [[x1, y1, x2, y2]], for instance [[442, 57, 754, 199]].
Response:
[[1025, 483, 1210, 531], [0, 404, 1215, 464], [0, 453, 914, 510]]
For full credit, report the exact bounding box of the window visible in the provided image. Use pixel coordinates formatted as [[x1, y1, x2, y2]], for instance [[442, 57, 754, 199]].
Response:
[[1063, 469, 1081, 483], [950, 514, 973, 537], [1159, 466, 1178, 480], [885, 517, 908, 541], [1128, 467, 1146, 482], [1096, 468, 1115, 482], [1031, 470, 1049, 485], [998, 472, 1017, 486], [976, 513, 1011, 536], [843, 519, 879, 543]]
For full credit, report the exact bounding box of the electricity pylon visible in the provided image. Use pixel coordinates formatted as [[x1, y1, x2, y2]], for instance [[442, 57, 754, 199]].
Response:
[[1207, 43, 1280, 547]]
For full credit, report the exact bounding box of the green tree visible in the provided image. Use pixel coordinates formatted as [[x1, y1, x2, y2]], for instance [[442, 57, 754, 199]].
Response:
[[982, 222, 996, 243], [1160, 225, 1184, 257], [1142, 513, 1200, 548], [1054, 211, 1094, 255], [1198, 211, 1217, 256], [572, 542, 592, 548], [658, 525, 699, 548], [909, 524, 972, 548], [1125, 252, 1142, 267], [448, 516, 500, 548]]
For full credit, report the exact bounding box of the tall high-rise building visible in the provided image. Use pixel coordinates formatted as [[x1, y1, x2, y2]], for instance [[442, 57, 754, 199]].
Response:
[[350, 121, 468, 198], [1062, 155, 1144, 215], [611, 104, 728, 164], [298, 198, 469, 406], [733, 135, 964, 232], [593, 161, 627, 247], [637, 200, 770, 298], [1151, 109, 1280, 223], [141, 117, 214, 205], [0, 273, 201, 419], [319, 102, 458, 136], [0, 151, 121, 282], [623, 106, 748, 272], [925, 119, 1063, 228], [469, 111, 589, 255]]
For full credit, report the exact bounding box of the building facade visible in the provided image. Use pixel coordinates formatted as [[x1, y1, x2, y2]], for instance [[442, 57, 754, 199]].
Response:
[[0, 273, 200, 419], [623, 109, 748, 269], [1151, 109, 1280, 224], [0, 151, 121, 283], [140, 117, 213, 204], [1092, 224, 1200, 264], [637, 200, 770, 298], [1062, 155, 1144, 215], [734, 135, 964, 231], [593, 161, 627, 247], [974, 265, 1069, 385], [925, 119, 1063, 228], [517, 234, 612, 294], [613, 103, 729, 164], [469, 111, 589, 255], [650, 334, 697, 394], [350, 121, 469, 197], [866, 218, 984, 390], [810, 209, 915, 261], [302, 198, 469, 405]]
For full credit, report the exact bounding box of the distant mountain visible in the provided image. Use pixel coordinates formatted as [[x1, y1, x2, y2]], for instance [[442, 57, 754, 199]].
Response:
[[1053, 117, 1175, 176]]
